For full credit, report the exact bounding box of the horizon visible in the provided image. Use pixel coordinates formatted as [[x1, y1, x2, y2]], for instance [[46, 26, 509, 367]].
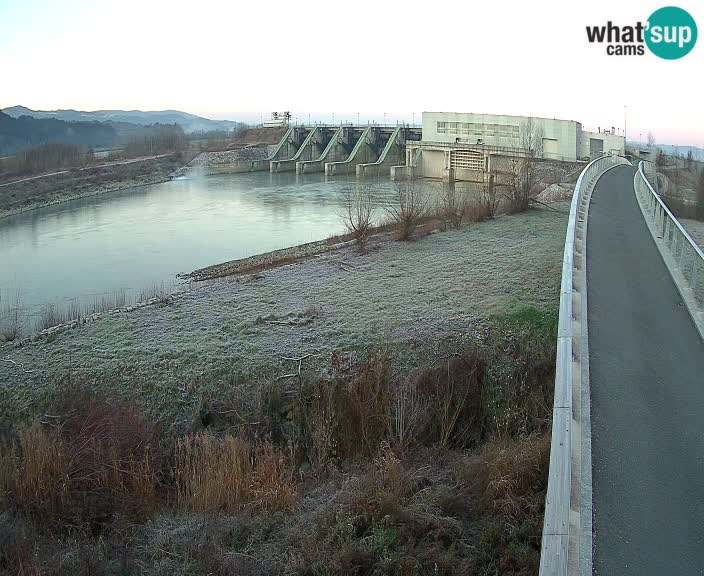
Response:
[[1, 0, 702, 147], [3, 103, 702, 150]]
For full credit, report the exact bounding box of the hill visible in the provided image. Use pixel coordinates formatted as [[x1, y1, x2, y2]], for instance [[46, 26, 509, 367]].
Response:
[[0, 111, 118, 156], [3, 106, 241, 134]]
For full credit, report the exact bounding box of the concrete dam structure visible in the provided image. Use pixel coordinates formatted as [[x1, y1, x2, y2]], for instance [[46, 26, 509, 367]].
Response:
[[208, 125, 421, 178]]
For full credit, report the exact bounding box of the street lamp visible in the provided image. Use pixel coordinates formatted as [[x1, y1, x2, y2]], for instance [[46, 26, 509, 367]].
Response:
[[624, 105, 627, 142]]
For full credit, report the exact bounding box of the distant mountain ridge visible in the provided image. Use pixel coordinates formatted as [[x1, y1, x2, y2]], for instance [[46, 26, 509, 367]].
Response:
[[2, 106, 240, 133], [0, 111, 119, 156]]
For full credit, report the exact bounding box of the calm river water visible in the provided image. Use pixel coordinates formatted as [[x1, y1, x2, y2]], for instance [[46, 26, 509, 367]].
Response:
[[0, 172, 451, 323]]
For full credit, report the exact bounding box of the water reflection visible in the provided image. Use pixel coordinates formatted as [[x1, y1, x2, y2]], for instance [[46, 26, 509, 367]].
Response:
[[0, 172, 465, 317]]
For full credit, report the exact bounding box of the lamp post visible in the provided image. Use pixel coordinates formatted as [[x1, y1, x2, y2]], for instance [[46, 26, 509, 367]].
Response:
[[624, 105, 627, 142]]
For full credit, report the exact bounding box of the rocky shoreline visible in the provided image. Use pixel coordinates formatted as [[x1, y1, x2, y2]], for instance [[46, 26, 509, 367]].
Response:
[[0, 173, 173, 220], [0, 156, 182, 220]]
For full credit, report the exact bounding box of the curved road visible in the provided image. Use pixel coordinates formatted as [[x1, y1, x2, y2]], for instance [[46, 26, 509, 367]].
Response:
[[588, 165, 704, 575]]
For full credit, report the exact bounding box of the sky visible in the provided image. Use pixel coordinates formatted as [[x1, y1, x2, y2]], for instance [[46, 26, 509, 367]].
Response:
[[1, 0, 702, 146]]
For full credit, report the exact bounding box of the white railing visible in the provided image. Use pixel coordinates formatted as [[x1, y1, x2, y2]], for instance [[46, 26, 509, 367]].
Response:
[[539, 153, 630, 576], [635, 161, 704, 308]]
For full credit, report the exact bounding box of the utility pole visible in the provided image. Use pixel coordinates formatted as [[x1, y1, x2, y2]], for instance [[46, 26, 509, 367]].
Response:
[[624, 105, 627, 143]]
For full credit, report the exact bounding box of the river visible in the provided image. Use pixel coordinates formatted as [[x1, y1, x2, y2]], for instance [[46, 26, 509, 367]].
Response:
[[0, 171, 451, 327]]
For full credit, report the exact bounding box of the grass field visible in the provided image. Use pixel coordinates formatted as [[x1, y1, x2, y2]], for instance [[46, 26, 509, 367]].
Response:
[[0, 203, 569, 424], [0, 202, 569, 575]]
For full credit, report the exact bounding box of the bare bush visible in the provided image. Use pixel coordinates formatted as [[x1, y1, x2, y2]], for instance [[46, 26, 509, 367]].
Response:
[[477, 172, 500, 219], [415, 350, 487, 448], [38, 303, 69, 331], [339, 183, 375, 250], [0, 292, 23, 342], [439, 183, 468, 228], [386, 180, 428, 240], [139, 282, 173, 304], [176, 433, 252, 512], [1, 391, 162, 529], [175, 433, 296, 513]]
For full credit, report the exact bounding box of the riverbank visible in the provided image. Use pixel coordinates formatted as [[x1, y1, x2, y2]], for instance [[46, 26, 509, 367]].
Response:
[[0, 203, 567, 575], [0, 202, 569, 423], [0, 154, 183, 219]]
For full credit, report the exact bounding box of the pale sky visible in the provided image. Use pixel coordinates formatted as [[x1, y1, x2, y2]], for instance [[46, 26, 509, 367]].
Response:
[[1, 0, 701, 146]]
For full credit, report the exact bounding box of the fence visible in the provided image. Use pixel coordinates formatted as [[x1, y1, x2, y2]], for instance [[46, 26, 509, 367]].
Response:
[[539, 153, 631, 576], [635, 160, 704, 308]]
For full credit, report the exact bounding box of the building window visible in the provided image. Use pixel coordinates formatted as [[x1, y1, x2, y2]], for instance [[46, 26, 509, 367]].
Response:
[[437, 120, 519, 140]]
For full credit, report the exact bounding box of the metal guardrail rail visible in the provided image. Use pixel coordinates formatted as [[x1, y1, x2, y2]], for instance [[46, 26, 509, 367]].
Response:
[[539, 154, 630, 576], [635, 160, 704, 309]]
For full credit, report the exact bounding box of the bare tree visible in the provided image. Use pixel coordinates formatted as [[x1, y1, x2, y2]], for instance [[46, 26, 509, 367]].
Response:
[[386, 180, 428, 240], [339, 182, 375, 251], [520, 117, 544, 159], [503, 118, 544, 213]]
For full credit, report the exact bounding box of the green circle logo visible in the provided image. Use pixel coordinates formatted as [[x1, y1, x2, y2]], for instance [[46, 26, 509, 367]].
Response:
[[645, 6, 698, 59]]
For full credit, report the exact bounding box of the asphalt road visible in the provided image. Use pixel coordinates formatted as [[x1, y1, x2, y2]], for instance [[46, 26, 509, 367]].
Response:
[[588, 165, 704, 575]]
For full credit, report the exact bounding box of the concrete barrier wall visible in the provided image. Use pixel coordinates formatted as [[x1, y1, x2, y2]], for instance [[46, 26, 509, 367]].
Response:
[[390, 165, 414, 180], [296, 127, 350, 174], [356, 127, 403, 178], [270, 127, 324, 173], [325, 127, 380, 176]]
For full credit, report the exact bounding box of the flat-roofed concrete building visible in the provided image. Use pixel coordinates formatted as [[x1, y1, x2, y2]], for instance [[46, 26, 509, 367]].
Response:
[[402, 111, 625, 181]]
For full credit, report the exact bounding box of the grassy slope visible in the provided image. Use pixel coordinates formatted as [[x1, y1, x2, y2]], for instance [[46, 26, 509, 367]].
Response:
[[0, 203, 569, 424]]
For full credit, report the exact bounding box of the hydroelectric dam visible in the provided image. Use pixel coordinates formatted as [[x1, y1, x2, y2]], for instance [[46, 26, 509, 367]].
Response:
[[205, 124, 422, 179]]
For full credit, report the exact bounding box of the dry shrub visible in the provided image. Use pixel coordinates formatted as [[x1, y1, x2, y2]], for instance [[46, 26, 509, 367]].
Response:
[[0, 293, 23, 342], [0, 514, 43, 576], [374, 442, 405, 501], [467, 433, 551, 525], [386, 180, 428, 240], [175, 433, 252, 512], [414, 350, 487, 448], [462, 201, 491, 224], [306, 348, 391, 470], [0, 391, 162, 530], [175, 434, 296, 513], [390, 381, 426, 450], [439, 184, 468, 228], [478, 173, 501, 219], [457, 432, 551, 574], [251, 441, 297, 512], [339, 183, 375, 251], [0, 424, 68, 521], [38, 303, 68, 330]]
